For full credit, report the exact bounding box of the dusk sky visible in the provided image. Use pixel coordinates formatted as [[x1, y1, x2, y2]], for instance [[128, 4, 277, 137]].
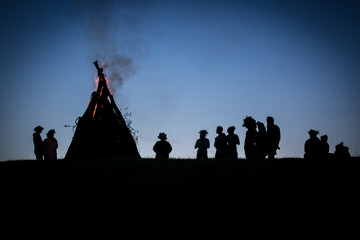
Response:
[[1, 0, 359, 160]]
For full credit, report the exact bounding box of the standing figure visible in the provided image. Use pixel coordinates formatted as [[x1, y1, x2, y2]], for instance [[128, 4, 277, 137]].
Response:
[[266, 116, 281, 159], [214, 126, 228, 158], [153, 132, 172, 159], [195, 130, 210, 159], [255, 122, 267, 160], [304, 129, 320, 160], [242, 116, 257, 159], [43, 129, 58, 160], [334, 142, 351, 160], [33, 126, 44, 160], [319, 135, 330, 160], [226, 126, 240, 159]]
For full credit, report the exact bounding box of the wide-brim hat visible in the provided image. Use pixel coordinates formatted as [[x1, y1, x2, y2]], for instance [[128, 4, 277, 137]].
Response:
[[34, 126, 44, 132], [48, 129, 56, 135], [158, 132, 167, 140], [308, 129, 319, 135], [199, 130, 208, 135]]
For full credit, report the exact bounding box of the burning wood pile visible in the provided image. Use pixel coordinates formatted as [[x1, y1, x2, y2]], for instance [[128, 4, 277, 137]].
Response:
[[65, 61, 141, 159]]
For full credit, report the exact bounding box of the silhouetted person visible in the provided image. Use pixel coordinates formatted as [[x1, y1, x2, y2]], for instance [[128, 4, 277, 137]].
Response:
[[255, 122, 267, 160], [195, 130, 210, 159], [153, 132, 172, 159], [304, 129, 320, 160], [334, 142, 351, 160], [33, 126, 44, 160], [43, 129, 58, 160], [319, 135, 330, 160], [243, 116, 257, 159], [227, 126, 240, 159], [266, 116, 281, 159], [214, 126, 228, 158]]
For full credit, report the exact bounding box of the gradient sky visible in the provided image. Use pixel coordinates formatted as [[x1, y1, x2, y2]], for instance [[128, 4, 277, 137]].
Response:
[[1, 0, 359, 160]]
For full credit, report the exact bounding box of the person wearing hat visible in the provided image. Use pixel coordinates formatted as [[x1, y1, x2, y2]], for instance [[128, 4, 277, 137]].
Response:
[[195, 130, 210, 159], [153, 132, 172, 159], [43, 129, 58, 160], [33, 126, 44, 160], [304, 129, 321, 159]]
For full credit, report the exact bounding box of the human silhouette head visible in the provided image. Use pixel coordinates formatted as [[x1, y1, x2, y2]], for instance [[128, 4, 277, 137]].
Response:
[[243, 116, 256, 129], [216, 126, 223, 134], [336, 142, 347, 151], [34, 126, 44, 133], [267, 116, 274, 125], [158, 132, 167, 141], [47, 129, 56, 138], [227, 126, 235, 134], [199, 130, 208, 139], [320, 135, 328, 142], [308, 129, 319, 138], [257, 122, 265, 132], [335, 142, 351, 160]]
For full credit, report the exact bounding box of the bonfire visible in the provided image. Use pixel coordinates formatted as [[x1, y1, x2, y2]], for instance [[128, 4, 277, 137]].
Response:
[[65, 61, 141, 159]]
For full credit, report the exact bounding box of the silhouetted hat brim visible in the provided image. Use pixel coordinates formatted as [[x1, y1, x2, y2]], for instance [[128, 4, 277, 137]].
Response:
[[48, 129, 56, 134], [308, 130, 319, 135]]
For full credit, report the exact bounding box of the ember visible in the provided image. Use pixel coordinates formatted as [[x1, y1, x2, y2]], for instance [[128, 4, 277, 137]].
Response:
[[65, 61, 141, 159]]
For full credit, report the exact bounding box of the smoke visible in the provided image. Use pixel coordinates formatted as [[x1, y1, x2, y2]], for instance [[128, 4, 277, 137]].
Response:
[[69, 0, 147, 93]]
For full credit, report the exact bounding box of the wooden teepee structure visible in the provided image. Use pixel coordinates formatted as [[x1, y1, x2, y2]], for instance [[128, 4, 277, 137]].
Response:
[[65, 61, 141, 159]]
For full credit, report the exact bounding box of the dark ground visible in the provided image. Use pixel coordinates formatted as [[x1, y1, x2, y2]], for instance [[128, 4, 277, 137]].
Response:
[[1, 157, 359, 232]]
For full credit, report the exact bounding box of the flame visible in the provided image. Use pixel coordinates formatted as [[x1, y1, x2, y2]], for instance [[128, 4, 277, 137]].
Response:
[[94, 76, 99, 90], [92, 70, 113, 119], [105, 76, 113, 94], [93, 104, 98, 118], [94, 76, 112, 94]]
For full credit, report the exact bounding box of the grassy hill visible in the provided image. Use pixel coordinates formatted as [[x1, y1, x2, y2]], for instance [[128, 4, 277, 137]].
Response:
[[1, 157, 359, 224]]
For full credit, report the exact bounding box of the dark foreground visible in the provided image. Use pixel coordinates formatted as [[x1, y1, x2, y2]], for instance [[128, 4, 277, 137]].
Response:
[[1, 157, 359, 228]]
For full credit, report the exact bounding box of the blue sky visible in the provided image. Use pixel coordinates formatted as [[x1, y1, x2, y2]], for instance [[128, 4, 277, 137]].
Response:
[[0, 0, 359, 160]]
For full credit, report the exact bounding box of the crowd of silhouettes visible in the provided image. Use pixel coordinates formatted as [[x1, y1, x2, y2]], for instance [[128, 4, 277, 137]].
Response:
[[33, 126, 58, 160], [304, 129, 351, 160], [212, 126, 241, 159], [153, 116, 282, 160], [34, 114, 352, 160], [193, 116, 280, 160], [242, 116, 281, 160]]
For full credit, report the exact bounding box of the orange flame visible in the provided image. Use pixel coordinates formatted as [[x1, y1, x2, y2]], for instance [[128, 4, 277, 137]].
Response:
[[93, 104, 98, 118], [94, 75, 112, 94], [92, 73, 112, 118]]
